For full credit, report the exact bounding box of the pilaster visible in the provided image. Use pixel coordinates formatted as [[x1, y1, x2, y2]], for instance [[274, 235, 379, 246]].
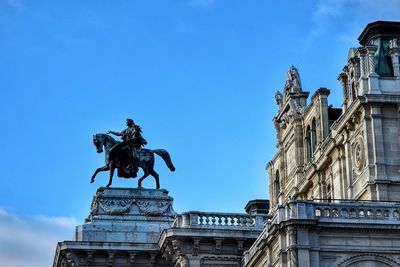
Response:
[[366, 45, 380, 93], [370, 105, 387, 183], [343, 130, 353, 199], [389, 39, 400, 78]]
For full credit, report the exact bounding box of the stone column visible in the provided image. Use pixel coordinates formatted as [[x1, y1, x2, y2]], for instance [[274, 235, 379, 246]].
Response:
[[358, 48, 368, 79], [338, 72, 348, 111], [343, 130, 353, 199], [357, 47, 369, 95], [389, 39, 400, 78], [366, 45, 379, 93]]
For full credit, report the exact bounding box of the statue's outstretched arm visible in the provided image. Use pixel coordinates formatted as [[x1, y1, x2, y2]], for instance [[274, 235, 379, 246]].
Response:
[[108, 131, 122, 136]]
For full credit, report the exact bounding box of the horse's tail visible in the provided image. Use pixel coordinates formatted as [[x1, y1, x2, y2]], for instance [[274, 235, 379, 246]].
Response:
[[153, 149, 176, 171]]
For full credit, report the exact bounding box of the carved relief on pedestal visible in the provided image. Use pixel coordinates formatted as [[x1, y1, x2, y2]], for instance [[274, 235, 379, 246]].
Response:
[[99, 199, 134, 214], [136, 199, 172, 215]]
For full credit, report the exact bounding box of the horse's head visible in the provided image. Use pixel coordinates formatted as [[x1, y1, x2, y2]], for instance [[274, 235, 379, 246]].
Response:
[[93, 133, 118, 154], [93, 134, 105, 153]]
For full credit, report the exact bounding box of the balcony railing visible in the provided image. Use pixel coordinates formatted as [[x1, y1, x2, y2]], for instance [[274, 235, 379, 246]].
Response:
[[313, 201, 400, 221], [173, 211, 266, 230], [269, 200, 400, 226]]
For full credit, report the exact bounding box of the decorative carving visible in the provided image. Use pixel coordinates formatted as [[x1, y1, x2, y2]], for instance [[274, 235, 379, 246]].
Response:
[[136, 199, 172, 215], [280, 113, 288, 129], [89, 191, 102, 217], [179, 256, 189, 267], [288, 99, 304, 117], [237, 240, 244, 253], [215, 239, 223, 254], [85, 250, 94, 264], [128, 251, 136, 264], [366, 45, 377, 75], [172, 240, 183, 256], [345, 121, 355, 131], [351, 112, 361, 124], [275, 91, 283, 108], [150, 253, 157, 265], [353, 138, 365, 172], [294, 100, 305, 115], [98, 199, 134, 214], [192, 238, 200, 256], [285, 66, 302, 93], [107, 251, 115, 266], [66, 252, 78, 267]]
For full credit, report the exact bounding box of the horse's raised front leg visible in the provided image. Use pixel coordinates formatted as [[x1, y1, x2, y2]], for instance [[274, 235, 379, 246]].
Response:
[[106, 162, 115, 187], [91, 165, 109, 183]]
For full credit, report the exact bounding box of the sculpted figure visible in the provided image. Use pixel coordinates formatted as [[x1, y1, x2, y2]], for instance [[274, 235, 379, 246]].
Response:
[[275, 90, 283, 107], [108, 118, 147, 148], [108, 119, 147, 177], [91, 119, 175, 189], [285, 66, 302, 92]]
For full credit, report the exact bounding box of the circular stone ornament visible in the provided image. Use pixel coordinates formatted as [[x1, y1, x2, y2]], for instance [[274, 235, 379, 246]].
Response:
[[353, 138, 365, 172]]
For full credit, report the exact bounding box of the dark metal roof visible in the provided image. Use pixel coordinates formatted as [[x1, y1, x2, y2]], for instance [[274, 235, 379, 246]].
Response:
[[358, 21, 400, 45]]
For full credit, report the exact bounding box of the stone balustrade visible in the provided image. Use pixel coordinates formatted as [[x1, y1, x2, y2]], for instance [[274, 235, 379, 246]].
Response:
[[269, 200, 400, 225], [173, 211, 266, 229], [314, 200, 400, 221]]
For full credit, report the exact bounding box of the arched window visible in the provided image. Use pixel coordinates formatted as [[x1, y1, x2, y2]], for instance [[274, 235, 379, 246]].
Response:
[[311, 118, 317, 153], [305, 125, 312, 162], [274, 170, 280, 205]]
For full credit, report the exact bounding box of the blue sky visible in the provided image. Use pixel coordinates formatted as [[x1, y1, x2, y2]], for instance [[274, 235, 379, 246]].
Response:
[[1, 0, 400, 265]]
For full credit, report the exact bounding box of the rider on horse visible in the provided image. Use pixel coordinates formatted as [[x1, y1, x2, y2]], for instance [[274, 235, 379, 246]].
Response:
[[108, 119, 147, 177]]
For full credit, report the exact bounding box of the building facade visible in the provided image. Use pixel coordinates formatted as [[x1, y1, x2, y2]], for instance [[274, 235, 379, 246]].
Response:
[[244, 21, 400, 267]]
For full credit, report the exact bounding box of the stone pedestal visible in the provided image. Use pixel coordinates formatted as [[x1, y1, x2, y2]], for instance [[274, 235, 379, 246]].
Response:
[[75, 187, 176, 244], [53, 187, 176, 267]]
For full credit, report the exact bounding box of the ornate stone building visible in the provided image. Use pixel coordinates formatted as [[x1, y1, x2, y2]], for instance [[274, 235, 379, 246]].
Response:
[[244, 21, 400, 267], [53, 187, 268, 267], [268, 21, 400, 206], [54, 21, 400, 267]]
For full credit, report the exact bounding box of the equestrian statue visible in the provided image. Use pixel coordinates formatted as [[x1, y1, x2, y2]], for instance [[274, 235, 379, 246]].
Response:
[[91, 119, 175, 189]]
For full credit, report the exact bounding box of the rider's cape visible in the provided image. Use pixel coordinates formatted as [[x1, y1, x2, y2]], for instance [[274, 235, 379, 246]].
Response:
[[109, 138, 146, 178], [109, 138, 144, 159]]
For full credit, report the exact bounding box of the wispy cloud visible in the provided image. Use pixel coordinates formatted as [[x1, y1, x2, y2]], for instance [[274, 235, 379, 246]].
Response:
[[6, 0, 25, 11], [34, 215, 77, 229], [306, 0, 400, 46], [0, 208, 76, 267], [306, 0, 346, 42]]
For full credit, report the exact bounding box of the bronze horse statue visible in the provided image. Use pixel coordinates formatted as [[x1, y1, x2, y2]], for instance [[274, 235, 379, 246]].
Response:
[[91, 133, 175, 189]]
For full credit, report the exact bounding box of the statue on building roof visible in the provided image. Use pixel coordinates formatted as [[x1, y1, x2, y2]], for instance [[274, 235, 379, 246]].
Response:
[[286, 65, 302, 92], [91, 119, 175, 189], [275, 90, 283, 108]]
